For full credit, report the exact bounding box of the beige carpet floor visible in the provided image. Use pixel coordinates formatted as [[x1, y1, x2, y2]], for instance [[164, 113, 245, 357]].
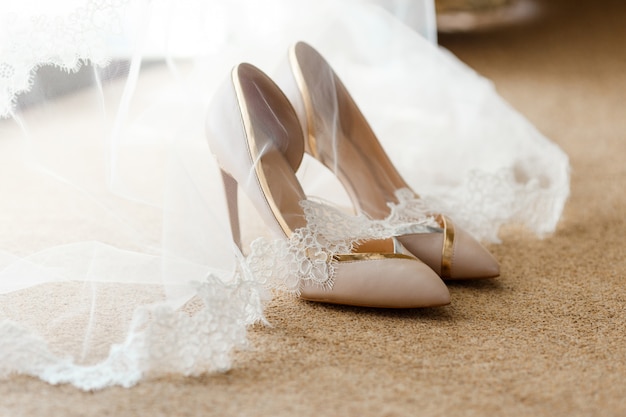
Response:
[[1, 0, 625, 415]]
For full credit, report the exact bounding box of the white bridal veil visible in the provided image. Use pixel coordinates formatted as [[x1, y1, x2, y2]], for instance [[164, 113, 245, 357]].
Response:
[[0, 0, 569, 389]]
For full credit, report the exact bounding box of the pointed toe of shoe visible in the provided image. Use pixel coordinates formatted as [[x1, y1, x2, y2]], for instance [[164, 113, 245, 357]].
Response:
[[299, 256, 450, 308], [394, 259, 450, 307], [449, 227, 500, 279], [397, 226, 500, 280], [410, 263, 450, 307]]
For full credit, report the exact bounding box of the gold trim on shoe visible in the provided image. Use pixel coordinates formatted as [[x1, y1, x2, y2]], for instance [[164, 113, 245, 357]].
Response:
[[231, 67, 293, 237], [333, 253, 416, 262], [440, 215, 455, 279]]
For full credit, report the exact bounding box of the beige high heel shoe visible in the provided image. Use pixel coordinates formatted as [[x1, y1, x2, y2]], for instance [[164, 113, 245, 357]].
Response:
[[278, 41, 500, 280], [205, 63, 450, 308]]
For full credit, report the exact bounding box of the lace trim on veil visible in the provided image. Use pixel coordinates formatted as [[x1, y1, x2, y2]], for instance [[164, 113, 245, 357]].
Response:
[[0, 273, 266, 390], [0, 0, 129, 118], [0, 191, 437, 390]]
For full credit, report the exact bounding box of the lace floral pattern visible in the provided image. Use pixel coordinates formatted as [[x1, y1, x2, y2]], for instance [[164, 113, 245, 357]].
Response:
[[413, 167, 569, 242], [246, 201, 356, 294], [246, 194, 438, 294], [0, 274, 265, 391], [386, 188, 441, 230]]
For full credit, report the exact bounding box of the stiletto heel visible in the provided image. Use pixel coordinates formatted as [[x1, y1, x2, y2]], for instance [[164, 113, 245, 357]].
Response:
[[206, 63, 450, 308], [220, 168, 242, 250], [278, 41, 499, 280]]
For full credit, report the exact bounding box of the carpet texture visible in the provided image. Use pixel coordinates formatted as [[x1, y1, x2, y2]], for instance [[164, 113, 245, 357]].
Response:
[[1, 0, 625, 415]]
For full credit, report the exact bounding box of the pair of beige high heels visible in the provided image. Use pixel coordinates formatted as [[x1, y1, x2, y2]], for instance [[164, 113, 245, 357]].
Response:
[[206, 42, 499, 309]]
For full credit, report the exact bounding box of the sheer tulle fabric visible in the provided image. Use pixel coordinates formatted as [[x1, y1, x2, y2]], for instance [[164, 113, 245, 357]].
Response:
[[0, 0, 568, 389]]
